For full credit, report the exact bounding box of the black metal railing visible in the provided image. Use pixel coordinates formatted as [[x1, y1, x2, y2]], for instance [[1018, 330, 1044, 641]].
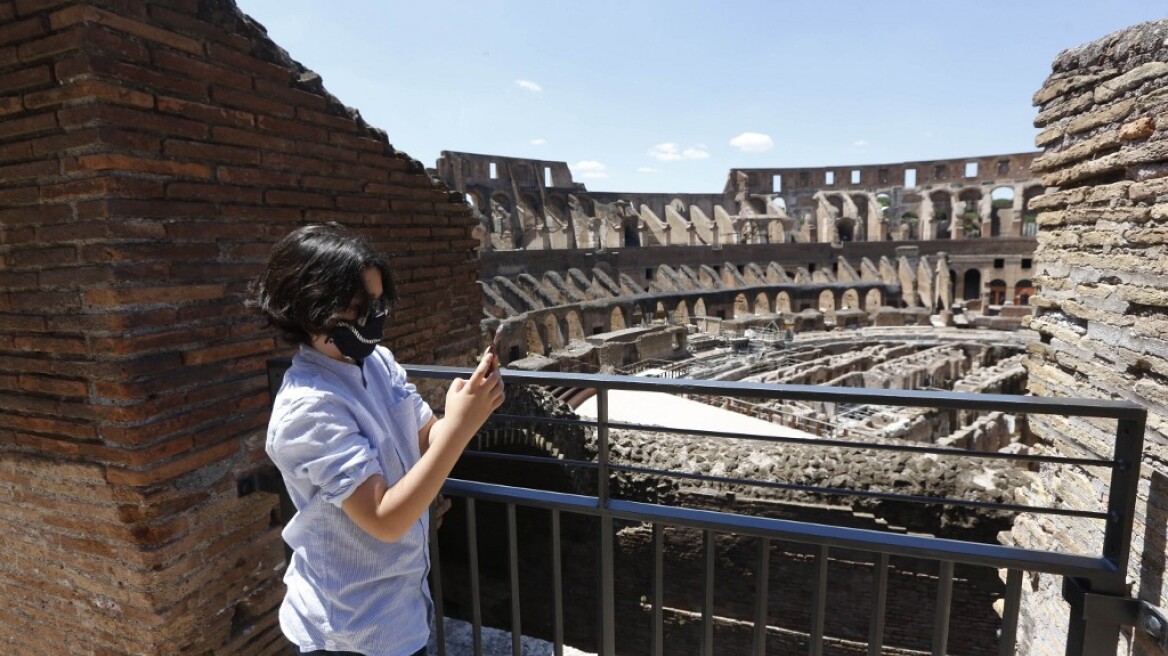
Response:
[[399, 365, 1145, 656]]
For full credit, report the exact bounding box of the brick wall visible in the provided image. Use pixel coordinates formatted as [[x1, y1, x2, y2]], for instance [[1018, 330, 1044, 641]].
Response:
[[0, 0, 480, 653], [1013, 20, 1168, 656]]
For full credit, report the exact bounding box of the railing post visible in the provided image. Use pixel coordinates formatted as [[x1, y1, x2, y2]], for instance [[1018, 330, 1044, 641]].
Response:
[[597, 388, 616, 656]]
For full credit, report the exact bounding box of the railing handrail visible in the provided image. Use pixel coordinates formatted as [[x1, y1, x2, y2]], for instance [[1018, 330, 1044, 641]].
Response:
[[405, 364, 1146, 419], [442, 478, 1117, 580]]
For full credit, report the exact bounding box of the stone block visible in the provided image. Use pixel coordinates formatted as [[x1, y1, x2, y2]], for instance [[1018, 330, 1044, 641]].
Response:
[[1121, 115, 1157, 141], [1094, 61, 1168, 104]]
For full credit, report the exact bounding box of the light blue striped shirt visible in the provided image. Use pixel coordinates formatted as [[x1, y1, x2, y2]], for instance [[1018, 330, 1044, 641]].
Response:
[[267, 344, 435, 655]]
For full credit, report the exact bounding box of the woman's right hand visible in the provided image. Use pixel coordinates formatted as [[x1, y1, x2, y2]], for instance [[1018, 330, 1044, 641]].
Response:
[[443, 349, 505, 443]]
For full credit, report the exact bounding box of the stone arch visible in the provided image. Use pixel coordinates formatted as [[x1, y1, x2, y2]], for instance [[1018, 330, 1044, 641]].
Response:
[[836, 216, 856, 242], [465, 189, 485, 213], [775, 292, 792, 313], [733, 293, 750, 318], [864, 288, 882, 310], [958, 188, 983, 238], [988, 279, 1007, 306], [929, 190, 952, 240], [754, 292, 771, 315], [630, 305, 646, 326], [565, 310, 585, 342], [901, 212, 919, 240], [990, 186, 1014, 238], [542, 314, 565, 351], [524, 318, 545, 356], [1021, 185, 1043, 236], [610, 306, 627, 331], [673, 300, 690, 324], [1014, 279, 1034, 306], [963, 269, 981, 301], [818, 290, 837, 323], [693, 297, 707, 317], [841, 288, 860, 310]]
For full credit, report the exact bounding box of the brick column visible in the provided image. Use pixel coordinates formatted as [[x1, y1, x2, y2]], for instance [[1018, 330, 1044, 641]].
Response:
[[0, 1, 480, 653], [1014, 20, 1168, 656]]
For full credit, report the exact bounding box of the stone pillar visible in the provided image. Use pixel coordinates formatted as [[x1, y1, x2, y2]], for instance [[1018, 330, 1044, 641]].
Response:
[[1013, 20, 1168, 656]]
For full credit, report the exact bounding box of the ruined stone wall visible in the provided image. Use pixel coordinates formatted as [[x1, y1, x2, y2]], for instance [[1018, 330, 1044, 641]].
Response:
[[1015, 19, 1168, 656], [0, 1, 479, 653]]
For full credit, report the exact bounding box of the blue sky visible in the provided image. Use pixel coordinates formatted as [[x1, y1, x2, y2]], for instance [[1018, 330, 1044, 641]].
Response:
[[233, 1, 1166, 194]]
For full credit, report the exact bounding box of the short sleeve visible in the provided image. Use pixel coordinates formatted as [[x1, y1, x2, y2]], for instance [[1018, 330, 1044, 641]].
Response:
[[269, 393, 384, 507]]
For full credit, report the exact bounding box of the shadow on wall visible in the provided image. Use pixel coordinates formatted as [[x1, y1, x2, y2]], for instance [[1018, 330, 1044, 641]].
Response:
[[1139, 470, 1168, 606]]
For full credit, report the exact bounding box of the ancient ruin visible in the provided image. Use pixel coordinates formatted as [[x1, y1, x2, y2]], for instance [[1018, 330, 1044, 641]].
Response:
[[1, 1, 1167, 655]]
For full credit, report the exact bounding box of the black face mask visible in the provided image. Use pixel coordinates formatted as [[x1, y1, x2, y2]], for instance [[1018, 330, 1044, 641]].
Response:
[[328, 301, 389, 361]]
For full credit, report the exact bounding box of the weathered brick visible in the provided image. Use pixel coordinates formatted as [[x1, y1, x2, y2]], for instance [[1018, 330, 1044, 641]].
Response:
[[83, 284, 224, 308], [49, 5, 201, 55], [153, 48, 249, 90]]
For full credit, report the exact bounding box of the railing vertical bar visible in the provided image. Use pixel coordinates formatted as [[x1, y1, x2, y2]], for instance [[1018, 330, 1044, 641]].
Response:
[[867, 552, 889, 656], [997, 569, 1022, 656], [703, 529, 715, 656], [931, 560, 954, 656], [752, 537, 770, 656], [552, 509, 564, 656], [653, 522, 664, 656], [429, 515, 446, 656], [467, 497, 483, 656], [597, 389, 616, 656], [1104, 415, 1145, 572], [809, 545, 828, 656], [508, 503, 522, 656]]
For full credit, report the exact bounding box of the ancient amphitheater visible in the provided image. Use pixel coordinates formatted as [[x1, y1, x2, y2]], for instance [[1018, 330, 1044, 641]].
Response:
[[424, 151, 1050, 655]]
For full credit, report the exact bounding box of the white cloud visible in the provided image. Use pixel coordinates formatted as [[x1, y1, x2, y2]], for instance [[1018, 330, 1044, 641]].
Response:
[[647, 142, 710, 162], [515, 79, 542, 92], [638, 167, 658, 173], [572, 160, 608, 179], [853, 139, 870, 148], [728, 132, 774, 153], [530, 138, 547, 146]]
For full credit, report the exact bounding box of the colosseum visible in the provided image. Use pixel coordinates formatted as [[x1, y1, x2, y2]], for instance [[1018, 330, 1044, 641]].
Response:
[[1, 2, 1165, 656]]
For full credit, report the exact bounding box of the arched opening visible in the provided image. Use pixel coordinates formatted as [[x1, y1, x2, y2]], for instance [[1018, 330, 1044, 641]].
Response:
[[1022, 186, 1043, 237], [542, 315, 564, 352], [673, 300, 690, 324], [610, 307, 627, 331], [768, 197, 787, 214], [524, 319, 545, 356], [654, 301, 668, 323], [900, 212, 919, 240], [841, 289, 860, 310], [875, 193, 891, 217], [988, 279, 1007, 306], [733, 293, 750, 318], [958, 189, 982, 238], [565, 311, 585, 342], [963, 269, 981, 301], [754, 292, 771, 315], [836, 217, 855, 242], [693, 298, 707, 318], [818, 290, 837, 324], [630, 305, 646, 326], [1014, 279, 1034, 306], [929, 191, 952, 240], [775, 292, 792, 313], [990, 186, 1014, 238], [864, 289, 883, 310]]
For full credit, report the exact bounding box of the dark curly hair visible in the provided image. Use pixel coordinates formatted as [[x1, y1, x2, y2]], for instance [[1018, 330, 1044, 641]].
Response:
[[250, 223, 395, 345]]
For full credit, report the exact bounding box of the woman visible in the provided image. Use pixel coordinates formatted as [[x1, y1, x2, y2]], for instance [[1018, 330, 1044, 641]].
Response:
[[252, 224, 504, 655]]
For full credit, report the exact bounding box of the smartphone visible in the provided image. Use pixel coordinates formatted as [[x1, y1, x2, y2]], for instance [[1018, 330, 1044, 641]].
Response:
[[487, 325, 503, 373]]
